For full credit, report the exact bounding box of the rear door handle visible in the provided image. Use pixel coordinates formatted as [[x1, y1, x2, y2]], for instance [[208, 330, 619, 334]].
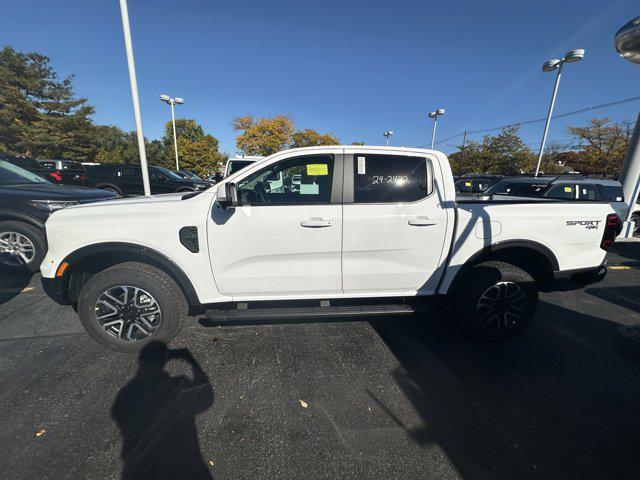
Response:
[[301, 218, 333, 228], [408, 216, 437, 226]]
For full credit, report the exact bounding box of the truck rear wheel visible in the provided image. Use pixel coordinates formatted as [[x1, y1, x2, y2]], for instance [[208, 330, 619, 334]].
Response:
[[77, 262, 187, 352], [452, 261, 538, 340]]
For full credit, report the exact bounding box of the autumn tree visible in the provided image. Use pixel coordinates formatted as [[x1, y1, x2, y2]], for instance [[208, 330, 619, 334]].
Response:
[[233, 115, 341, 155], [567, 117, 632, 175], [233, 115, 295, 156], [290, 128, 340, 148], [449, 126, 534, 175], [161, 119, 225, 176]]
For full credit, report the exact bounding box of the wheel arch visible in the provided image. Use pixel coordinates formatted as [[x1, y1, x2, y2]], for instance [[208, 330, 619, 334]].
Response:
[[0, 210, 46, 229], [93, 183, 124, 195], [59, 242, 200, 308], [447, 240, 559, 293]]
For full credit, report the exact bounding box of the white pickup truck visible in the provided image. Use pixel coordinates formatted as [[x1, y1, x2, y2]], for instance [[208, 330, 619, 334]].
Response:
[[41, 146, 621, 352]]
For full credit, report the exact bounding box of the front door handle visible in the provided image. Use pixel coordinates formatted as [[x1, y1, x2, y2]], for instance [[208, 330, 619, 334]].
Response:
[[301, 218, 333, 228], [408, 216, 437, 226]]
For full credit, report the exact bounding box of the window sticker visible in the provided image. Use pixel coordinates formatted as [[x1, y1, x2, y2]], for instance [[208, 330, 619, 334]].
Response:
[[564, 186, 572, 193], [300, 184, 320, 195], [307, 164, 328, 176], [465, 181, 471, 186], [357, 156, 366, 174]]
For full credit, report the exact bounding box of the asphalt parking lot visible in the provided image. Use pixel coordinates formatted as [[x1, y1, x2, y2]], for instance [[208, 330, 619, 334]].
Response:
[[1, 243, 640, 480]]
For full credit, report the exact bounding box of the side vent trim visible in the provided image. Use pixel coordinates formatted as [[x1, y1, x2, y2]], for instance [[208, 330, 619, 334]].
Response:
[[179, 226, 199, 253]]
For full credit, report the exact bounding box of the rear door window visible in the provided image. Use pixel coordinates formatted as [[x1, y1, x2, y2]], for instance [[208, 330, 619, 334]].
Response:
[[576, 184, 601, 200], [122, 166, 141, 177], [545, 183, 576, 199], [353, 154, 429, 203]]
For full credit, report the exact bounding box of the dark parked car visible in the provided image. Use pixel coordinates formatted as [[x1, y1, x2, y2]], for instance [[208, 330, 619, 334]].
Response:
[[38, 159, 88, 186], [85, 164, 212, 196], [0, 160, 117, 271]]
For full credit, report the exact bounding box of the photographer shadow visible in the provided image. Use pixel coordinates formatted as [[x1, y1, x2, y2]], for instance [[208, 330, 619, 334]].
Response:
[[111, 342, 214, 480]]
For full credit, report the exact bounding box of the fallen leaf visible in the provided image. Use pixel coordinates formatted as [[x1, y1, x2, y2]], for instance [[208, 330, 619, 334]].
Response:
[[299, 399, 308, 408], [367, 406, 372, 412], [35, 429, 46, 437], [208, 460, 215, 466]]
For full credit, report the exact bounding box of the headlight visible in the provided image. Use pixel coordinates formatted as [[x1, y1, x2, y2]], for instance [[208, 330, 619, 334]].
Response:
[[29, 200, 79, 212]]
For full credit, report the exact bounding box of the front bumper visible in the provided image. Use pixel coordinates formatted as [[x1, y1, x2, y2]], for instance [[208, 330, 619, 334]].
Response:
[[41, 276, 71, 305], [552, 265, 607, 291]]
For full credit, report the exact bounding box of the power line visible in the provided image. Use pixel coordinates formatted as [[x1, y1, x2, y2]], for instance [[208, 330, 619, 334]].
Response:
[[427, 95, 640, 147]]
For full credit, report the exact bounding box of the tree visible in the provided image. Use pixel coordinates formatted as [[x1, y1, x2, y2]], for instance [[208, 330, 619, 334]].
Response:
[[161, 119, 225, 176], [351, 141, 365, 145], [0, 45, 96, 160], [290, 128, 340, 148], [567, 117, 632, 175], [233, 115, 296, 156], [92, 126, 166, 165], [449, 126, 534, 175], [233, 115, 340, 155]]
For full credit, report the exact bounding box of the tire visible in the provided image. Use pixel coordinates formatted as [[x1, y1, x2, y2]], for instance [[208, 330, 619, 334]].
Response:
[[631, 213, 640, 234], [77, 262, 187, 352], [0, 221, 46, 273], [451, 261, 538, 340]]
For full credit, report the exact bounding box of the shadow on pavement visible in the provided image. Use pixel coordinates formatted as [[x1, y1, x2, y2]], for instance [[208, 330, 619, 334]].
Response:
[[609, 242, 640, 263], [369, 301, 640, 479], [111, 342, 214, 480], [0, 268, 32, 305], [586, 285, 640, 314]]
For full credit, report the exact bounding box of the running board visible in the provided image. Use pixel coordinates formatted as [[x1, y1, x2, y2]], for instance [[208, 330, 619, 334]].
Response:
[[205, 303, 429, 321]]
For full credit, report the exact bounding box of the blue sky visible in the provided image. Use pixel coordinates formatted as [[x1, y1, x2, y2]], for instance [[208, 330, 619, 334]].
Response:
[[2, 0, 639, 155]]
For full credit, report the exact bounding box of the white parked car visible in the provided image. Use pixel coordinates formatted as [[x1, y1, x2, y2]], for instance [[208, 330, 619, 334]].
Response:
[[41, 146, 621, 351]]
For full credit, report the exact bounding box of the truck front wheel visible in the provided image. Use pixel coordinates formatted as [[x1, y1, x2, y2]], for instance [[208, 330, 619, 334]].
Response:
[[77, 262, 187, 352], [452, 261, 538, 340]]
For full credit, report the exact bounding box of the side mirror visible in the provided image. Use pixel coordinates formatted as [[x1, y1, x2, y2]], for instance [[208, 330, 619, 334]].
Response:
[[216, 182, 238, 208]]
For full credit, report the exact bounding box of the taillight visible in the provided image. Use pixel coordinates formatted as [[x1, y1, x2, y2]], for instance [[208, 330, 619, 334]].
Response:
[[600, 213, 621, 251], [49, 172, 62, 182]]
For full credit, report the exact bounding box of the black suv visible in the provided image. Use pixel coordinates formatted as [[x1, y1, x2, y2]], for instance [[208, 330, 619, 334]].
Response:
[[85, 164, 212, 196], [38, 159, 88, 186], [0, 160, 117, 272]]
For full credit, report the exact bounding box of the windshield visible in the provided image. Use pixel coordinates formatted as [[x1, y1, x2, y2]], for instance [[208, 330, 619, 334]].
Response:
[[484, 180, 550, 197], [227, 160, 254, 176], [152, 166, 183, 180], [0, 160, 49, 185]]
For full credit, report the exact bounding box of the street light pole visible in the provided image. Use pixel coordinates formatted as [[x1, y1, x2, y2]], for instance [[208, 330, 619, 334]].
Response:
[[534, 49, 585, 177], [118, 0, 151, 196], [160, 95, 184, 171], [535, 63, 563, 177], [170, 101, 179, 170], [428, 109, 445, 149]]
